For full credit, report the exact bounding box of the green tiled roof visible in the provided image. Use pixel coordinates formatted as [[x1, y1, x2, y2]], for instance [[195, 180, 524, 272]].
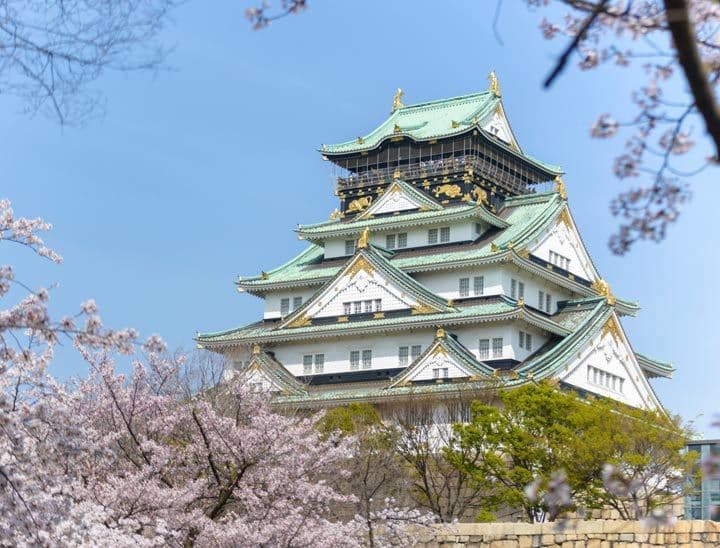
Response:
[[277, 245, 454, 329], [240, 192, 564, 291], [296, 203, 508, 241], [245, 352, 307, 395], [635, 352, 674, 377], [197, 296, 570, 346], [321, 89, 561, 175]]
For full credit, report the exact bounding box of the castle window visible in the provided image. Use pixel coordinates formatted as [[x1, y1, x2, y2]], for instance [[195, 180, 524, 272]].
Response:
[[519, 282, 525, 300], [440, 227, 450, 243], [433, 367, 449, 379], [354, 302, 362, 314], [280, 298, 290, 316], [350, 351, 360, 370], [519, 331, 532, 351], [362, 349, 372, 369], [343, 302, 351, 315], [492, 337, 503, 358], [475, 223, 482, 234], [411, 345, 422, 361], [511, 279, 524, 300], [546, 294, 552, 314], [459, 278, 470, 297], [538, 290, 545, 310], [479, 339, 490, 359], [314, 354, 324, 373], [303, 355, 313, 374], [397, 233, 408, 248], [399, 346, 409, 366], [292, 296, 302, 310], [386, 234, 396, 249], [474, 276, 484, 296], [345, 240, 356, 255], [428, 228, 438, 244], [549, 251, 570, 270], [374, 299, 382, 311], [364, 300, 373, 313], [588, 365, 624, 393]]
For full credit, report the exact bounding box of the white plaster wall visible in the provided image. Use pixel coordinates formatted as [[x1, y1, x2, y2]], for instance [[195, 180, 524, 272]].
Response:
[[531, 220, 595, 281], [406, 352, 474, 382], [372, 191, 420, 214], [323, 220, 482, 259], [500, 264, 574, 314], [559, 330, 657, 410], [264, 288, 319, 320], [414, 266, 504, 300], [271, 320, 549, 377], [273, 330, 434, 376]]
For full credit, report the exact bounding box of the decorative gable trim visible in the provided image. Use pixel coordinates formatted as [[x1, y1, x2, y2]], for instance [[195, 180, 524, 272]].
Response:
[[240, 348, 307, 395], [355, 180, 442, 220]]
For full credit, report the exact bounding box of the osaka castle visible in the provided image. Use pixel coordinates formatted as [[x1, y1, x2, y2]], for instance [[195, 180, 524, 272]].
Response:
[[196, 74, 673, 411]]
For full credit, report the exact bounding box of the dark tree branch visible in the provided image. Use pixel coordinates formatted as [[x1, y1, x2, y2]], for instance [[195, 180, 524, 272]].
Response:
[[663, 0, 720, 159]]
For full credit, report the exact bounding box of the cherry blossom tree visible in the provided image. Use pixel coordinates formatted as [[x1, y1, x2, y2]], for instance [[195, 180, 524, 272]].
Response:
[[0, 0, 180, 124], [246, 0, 720, 254], [3, 198, 429, 545]]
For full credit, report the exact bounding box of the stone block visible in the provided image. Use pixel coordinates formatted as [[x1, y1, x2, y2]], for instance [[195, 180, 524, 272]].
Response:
[[585, 540, 602, 548], [541, 534, 555, 546], [619, 533, 634, 541]]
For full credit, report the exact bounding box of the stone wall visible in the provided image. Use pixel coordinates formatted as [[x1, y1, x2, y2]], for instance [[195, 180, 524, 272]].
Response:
[[417, 520, 720, 547]]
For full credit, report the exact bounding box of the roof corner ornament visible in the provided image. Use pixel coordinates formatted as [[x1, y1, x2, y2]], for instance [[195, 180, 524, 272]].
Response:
[[517, 297, 525, 308], [554, 175, 568, 200], [491, 242, 500, 253], [261, 271, 269, 280], [329, 208, 341, 220], [252, 343, 261, 355], [357, 227, 370, 249], [488, 70, 501, 96], [356, 136, 364, 144], [393, 167, 402, 180], [592, 279, 616, 306], [391, 88, 405, 113], [436, 327, 446, 339]]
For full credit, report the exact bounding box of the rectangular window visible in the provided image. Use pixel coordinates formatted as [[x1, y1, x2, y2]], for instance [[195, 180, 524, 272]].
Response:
[[492, 337, 503, 358], [399, 346, 409, 367], [303, 355, 313, 375], [345, 240, 356, 255], [411, 345, 422, 361], [343, 302, 351, 315], [361, 349, 372, 369], [519, 331, 525, 348], [428, 228, 438, 244], [538, 291, 545, 311], [386, 234, 396, 249], [526, 333, 532, 351], [518, 282, 525, 300], [479, 339, 490, 359], [511, 279, 517, 299], [546, 294, 552, 314], [350, 351, 360, 370], [397, 233, 408, 248], [550, 251, 571, 270], [374, 299, 382, 311], [280, 298, 290, 316], [475, 222, 482, 234], [364, 300, 373, 313], [354, 302, 362, 314], [433, 367, 449, 379], [473, 276, 484, 296], [314, 354, 324, 373], [459, 277, 470, 297], [440, 226, 450, 243], [292, 296, 302, 310]]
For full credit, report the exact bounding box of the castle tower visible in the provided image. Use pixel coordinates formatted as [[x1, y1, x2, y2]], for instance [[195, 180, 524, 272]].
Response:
[[197, 77, 672, 410]]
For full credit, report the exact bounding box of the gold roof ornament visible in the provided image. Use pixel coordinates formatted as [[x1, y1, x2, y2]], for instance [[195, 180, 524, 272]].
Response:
[[436, 327, 446, 339], [491, 242, 500, 252], [554, 175, 568, 200], [329, 208, 341, 220], [357, 227, 370, 249], [592, 278, 616, 306], [393, 168, 402, 179], [517, 297, 525, 308], [261, 271, 269, 280], [488, 70, 501, 96], [252, 343, 261, 355], [391, 88, 405, 112], [393, 123, 402, 134], [356, 136, 364, 144]]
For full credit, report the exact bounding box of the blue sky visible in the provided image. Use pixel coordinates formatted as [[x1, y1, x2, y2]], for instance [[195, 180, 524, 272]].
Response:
[[3, 1, 717, 434]]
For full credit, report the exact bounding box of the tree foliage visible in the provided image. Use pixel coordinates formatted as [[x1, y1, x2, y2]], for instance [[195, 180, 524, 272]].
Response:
[[450, 381, 696, 523]]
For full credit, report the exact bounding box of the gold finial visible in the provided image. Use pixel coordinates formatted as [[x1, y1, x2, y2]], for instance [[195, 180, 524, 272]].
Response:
[[252, 343, 261, 355], [447, 299, 454, 307], [592, 279, 616, 306], [554, 175, 568, 200], [357, 227, 370, 249], [507, 241, 515, 250], [393, 168, 402, 180], [517, 297, 525, 307], [261, 271, 269, 280], [436, 327, 446, 339], [472, 115, 479, 125], [356, 136, 364, 144], [393, 123, 402, 134], [491, 243, 500, 252], [391, 88, 405, 112], [451, 120, 460, 128], [488, 70, 500, 96], [509, 370, 519, 380], [329, 208, 341, 220]]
